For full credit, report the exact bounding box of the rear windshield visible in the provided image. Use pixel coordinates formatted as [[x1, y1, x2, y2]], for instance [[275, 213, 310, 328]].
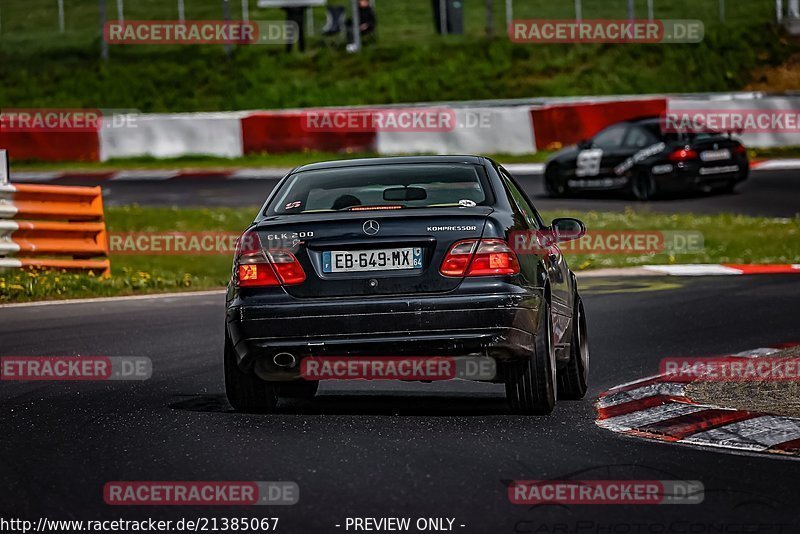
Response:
[[267, 163, 492, 215]]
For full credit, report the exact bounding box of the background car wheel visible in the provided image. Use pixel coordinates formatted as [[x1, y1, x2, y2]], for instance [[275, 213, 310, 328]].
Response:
[[631, 170, 657, 201], [558, 296, 589, 400], [224, 330, 279, 413], [280, 380, 319, 399], [544, 164, 570, 198], [504, 300, 556, 415]]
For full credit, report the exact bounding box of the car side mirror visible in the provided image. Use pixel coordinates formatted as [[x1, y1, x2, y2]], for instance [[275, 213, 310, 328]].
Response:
[[577, 138, 591, 149], [551, 218, 586, 243]]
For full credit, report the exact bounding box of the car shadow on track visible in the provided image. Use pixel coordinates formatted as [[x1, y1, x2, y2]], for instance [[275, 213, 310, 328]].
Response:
[[168, 392, 513, 416]]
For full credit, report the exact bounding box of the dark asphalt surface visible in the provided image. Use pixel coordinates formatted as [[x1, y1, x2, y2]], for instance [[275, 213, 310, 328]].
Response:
[[2, 275, 799, 532], [48, 168, 800, 217]]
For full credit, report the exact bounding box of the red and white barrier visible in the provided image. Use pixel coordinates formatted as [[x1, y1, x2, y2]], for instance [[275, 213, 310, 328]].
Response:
[[99, 112, 246, 160], [376, 106, 536, 155], [3, 92, 800, 163]]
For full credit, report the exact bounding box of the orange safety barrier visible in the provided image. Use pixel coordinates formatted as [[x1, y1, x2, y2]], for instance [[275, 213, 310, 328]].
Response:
[[0, 183, 110, 276]]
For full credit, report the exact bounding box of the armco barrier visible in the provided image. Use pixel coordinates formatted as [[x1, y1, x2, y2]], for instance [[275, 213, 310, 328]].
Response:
[[0, 183, 110, 275], [529, 98, 668, 150], [241, 111, 377, 154]]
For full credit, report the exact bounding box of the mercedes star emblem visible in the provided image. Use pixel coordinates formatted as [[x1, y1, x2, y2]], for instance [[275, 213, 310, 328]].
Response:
[[363, 220, 380, 235]]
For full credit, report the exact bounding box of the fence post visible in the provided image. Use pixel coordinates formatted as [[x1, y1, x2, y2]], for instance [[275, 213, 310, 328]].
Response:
[[647, 0, 654, 20], [505, 0, 512, 33], [99, 0, 109, 61], [719, 0, 725, 22], [178, 0, 185, 22], [117, 0, 124, 23], [485, 0, 493, 36], [574, 0, 582, 21], [777, 0, 783, 23], [627, 0, 634, 20], [58, 0, 66, 32], [241, 0, 249, 22], [0, 150, 9, 186], [222, 0, 232, 57], [351, 0, 362, 50]]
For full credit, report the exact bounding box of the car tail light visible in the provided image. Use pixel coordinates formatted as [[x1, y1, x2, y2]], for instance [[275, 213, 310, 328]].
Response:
[[235, 232, 305, 287], [734, 144, 747, 155], [668, 148, 699, 162], [440, 239, 520, 277]]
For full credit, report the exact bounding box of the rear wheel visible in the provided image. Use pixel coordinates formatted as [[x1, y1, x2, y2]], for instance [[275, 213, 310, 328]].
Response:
[[224, 330, 279, 413], [504, 300, 556, 415], [544, 164, 570, 198], [558, 296, 589, 399], [631, 170, 657, 201]]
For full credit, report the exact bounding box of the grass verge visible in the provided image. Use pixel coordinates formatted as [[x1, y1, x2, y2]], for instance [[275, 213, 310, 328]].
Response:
[[1, 207, 798, 303]]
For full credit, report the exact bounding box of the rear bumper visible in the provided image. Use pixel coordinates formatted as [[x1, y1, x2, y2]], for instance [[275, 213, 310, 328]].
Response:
[[226, 287, 543, 380], [654, 159, 748, 192]]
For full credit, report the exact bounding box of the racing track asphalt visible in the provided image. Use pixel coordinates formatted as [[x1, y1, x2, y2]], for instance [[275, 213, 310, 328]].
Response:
[[1, 275, 799, 532], [45, 168, 800, 217]]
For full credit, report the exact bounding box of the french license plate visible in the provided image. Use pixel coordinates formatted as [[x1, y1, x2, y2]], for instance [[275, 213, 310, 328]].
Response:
[[700, 149, 731, 162], [323, 248, 423, 273]]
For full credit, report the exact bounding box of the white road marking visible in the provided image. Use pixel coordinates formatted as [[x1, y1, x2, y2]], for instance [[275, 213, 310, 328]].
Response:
[[0, 289, 226, 309], [643, 264, 744, 276]]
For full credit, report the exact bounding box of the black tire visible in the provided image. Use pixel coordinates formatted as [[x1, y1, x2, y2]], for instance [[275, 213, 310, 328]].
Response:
[[504, 299, 557, 415], [224, 330, 279, 413], [558, 296, 589, 400], [544, 164, 570, 198], [631, 170, 657, 201], [280, 380, 319, 399]]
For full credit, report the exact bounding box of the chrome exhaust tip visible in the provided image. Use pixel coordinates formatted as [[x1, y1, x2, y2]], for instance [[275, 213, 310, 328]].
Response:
[[273, 352, 297, 369]]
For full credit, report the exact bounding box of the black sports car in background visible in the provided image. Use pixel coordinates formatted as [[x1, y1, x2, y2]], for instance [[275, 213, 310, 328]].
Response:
[[544, 116, 749, 200], [225, 156, 589, 415]]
